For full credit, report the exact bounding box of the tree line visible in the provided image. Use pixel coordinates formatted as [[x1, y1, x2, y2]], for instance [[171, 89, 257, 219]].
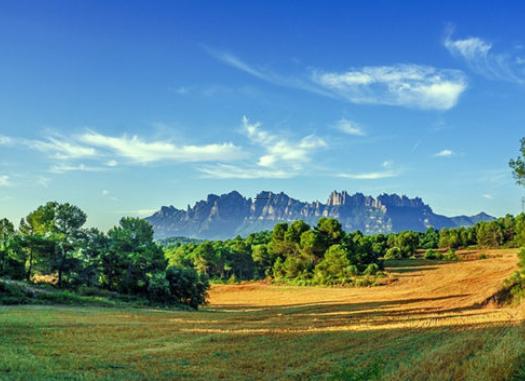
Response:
[[0, 202, 208, 308], [164, 214, 525, 286]]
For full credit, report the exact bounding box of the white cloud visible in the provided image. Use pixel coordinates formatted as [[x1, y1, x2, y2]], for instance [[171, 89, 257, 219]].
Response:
[[0, 175, 11, 187], [79, 132, 244, 164], [49, 163, 107, 174], [123, 208, 158, 217], [313, 65, 467, 110], [434, 149, 454, 158], [197, 116, 327, 179], [209, 48, 466, 111], [199, 163, 292, 179], [28, 137, 98, 160], [105, 159, 118, 167], [0, 135, 12, 145], [444, 29, 525, 85], [482, 194, 493, 200], [335, 118, 366, 136], [242, 116, 326, 169], [337, 170, 399, 180]]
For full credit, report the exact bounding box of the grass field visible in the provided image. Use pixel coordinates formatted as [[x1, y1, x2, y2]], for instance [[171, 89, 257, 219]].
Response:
[[1, 248, 524, 380]]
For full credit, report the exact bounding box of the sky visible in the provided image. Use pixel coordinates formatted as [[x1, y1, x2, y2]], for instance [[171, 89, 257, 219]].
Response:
[[0, 0, 525, 230]]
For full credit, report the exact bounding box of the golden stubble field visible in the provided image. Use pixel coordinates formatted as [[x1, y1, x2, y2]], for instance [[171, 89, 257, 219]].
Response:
[[1, 248, 524, 381]]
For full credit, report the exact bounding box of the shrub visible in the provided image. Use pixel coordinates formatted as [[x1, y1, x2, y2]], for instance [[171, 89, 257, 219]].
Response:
[[166, 266, 209, 309], [363, 263, 380, 276], [147, 272, 171, 302], [384, 247, 402, 260], [443, 248, 458, 261], [424, 249, 441, 260]]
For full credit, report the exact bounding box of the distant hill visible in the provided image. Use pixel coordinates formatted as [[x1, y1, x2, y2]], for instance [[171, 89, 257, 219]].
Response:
[[146, 190, 495, 240]]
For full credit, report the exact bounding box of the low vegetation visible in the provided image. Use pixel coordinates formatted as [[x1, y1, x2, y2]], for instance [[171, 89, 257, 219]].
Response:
[[1, 249, 523, 380]]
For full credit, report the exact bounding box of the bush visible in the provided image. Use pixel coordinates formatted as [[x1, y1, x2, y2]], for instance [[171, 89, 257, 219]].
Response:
[[363, 263, 380, 276], [424, 249, 442, 260], [147, 272, 171, 302], [384, 247, 402, 260], [443, 248, 458, 261], [166, 266, 209, 309]]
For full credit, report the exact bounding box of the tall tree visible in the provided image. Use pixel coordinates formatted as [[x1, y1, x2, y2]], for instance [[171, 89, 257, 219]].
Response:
[[510, 137, 525, 185]]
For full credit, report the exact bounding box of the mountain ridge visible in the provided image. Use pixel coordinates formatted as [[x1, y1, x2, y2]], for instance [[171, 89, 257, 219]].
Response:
[[146, 190, 495, 239]]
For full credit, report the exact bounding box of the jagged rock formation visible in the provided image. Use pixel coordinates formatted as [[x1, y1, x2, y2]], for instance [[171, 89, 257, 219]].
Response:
[[146, 190, 494, 239]]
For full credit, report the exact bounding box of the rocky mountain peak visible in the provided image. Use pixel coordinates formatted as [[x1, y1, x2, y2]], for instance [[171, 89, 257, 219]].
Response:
[[146, 190, 494, 239]]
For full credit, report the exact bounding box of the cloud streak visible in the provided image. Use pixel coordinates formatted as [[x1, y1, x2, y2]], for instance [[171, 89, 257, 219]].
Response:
[[337, 170, 399, 180], [78, 132, 245, 164], [198, 116, 327, 179], [335, 118, 366, 136], [434, 149, 454, 158], [444, 28, 525, 85], [208, 49, 467, 110], [313, 65, 467, 110], [0, 175, 11, 187]]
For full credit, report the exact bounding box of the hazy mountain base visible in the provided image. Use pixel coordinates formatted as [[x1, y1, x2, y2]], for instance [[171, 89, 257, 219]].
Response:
[[147, 191, 494, 240]]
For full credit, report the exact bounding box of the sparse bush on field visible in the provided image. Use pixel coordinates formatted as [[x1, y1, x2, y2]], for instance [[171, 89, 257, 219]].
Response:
[[424, 249, 441, 260], [384, 247, 402, 260], [443, 248, 458, 261]]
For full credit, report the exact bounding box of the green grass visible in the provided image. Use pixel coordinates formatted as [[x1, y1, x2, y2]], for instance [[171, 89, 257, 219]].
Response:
[[0, 303, 524, 380]]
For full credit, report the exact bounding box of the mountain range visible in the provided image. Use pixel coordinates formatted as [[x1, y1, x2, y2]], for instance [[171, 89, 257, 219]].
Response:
[[145, 191, 494, 240]]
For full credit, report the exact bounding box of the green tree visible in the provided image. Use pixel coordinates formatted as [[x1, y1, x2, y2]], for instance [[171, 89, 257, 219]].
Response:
[[104, 217, 166, 294], [0, 218, 25, 279], [420, 228, 439, 249], [395, 231, 419, 257], [477, 221, 504, 247], [510, 137, 525, 185], [316, 218, 344, 246], [313, 244, 356, 285], [285, 220, 310, 243]]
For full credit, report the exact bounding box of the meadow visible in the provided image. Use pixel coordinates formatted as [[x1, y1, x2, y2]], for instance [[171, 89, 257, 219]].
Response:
[[1, 248, 524, 381]]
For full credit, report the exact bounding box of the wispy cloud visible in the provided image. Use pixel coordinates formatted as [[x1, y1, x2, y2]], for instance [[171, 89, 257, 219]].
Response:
[[198, 116, 326, 179], [434, 149, 454, 158], [79, 132, 245, 164], [482, 193, 493, 200], [49, 163, 107, 174], [313, 65, 467, 110], [199, 163, 291, 179], [27, 137, 99, 160], [337, 161, 401, 180], [335, 118, 366, 136], [0, 135, 12, 145], [205, 48, 331, 97], [337, 170, 399, 180], [242, 116, 326, 168], [0, 175, 11, 187], [208, 49, 466, 110], [444, 27, 525, 85]]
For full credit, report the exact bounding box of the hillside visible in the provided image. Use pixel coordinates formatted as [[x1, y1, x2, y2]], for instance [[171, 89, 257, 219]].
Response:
[[146, 190, 494, 239]]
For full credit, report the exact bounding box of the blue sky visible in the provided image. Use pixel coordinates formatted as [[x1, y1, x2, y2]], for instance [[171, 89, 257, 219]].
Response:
[[1, 0, 524, 229]]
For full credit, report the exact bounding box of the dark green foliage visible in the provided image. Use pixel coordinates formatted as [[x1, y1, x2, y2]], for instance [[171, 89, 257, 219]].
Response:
[[165, 266, 208, 308], [424, 249, 441, 260], [384, 246, 402, 260], [509, 137, 525, 186], [420, 228, 439, 249], [0, 203, 208, 309]]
